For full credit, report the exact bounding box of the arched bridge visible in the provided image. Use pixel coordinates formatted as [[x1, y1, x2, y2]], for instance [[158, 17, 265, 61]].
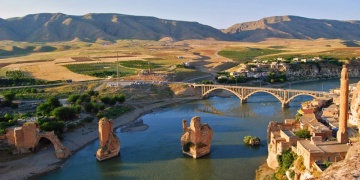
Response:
[[191, 84, 329, 108]]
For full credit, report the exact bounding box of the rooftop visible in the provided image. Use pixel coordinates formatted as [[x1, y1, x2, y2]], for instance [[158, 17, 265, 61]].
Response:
[[298, 140, 324, 153]]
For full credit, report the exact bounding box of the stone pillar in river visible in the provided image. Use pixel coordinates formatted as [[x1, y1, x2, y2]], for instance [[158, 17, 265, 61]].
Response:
[[96, 118, 121, 161], [180, 116, 213, 159]]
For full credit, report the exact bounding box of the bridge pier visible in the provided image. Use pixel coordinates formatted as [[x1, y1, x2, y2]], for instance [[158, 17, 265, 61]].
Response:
[[241, 98, 247, 104], [282, 102, 289, 108]]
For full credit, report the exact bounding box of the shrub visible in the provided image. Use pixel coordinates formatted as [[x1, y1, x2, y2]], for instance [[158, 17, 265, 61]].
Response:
[[100, 96, 111, 104], [52, 107, 77, 121], [68, 94, 80, 103], [243, 136, 252, 144], [40, 121, 65, 134], [295, 129, 311, 139]]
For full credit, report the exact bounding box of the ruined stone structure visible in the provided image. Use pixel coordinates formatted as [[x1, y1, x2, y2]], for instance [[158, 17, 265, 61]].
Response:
[[5, 122, 71, 159], [96, 118, 120, 161], [180, 116, 213, 159], [337, 65, 349, 143]]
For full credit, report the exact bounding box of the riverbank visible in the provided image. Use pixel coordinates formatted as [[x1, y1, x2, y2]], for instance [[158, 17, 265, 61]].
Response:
[[0, 97, 198, 180]]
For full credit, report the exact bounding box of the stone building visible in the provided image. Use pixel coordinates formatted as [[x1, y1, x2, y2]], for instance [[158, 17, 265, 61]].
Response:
[[180, 116, 213, 159], [266, 65, 352, 173], [296, 138, 349, 169]]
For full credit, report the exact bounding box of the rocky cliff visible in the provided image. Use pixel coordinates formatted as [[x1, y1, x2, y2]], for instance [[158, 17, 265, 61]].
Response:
[[351, 82, 360, 129], [318, 142, 360, 179]]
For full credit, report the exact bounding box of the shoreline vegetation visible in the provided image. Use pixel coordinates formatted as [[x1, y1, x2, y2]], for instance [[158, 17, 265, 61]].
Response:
[[0, 97, 199, 180]]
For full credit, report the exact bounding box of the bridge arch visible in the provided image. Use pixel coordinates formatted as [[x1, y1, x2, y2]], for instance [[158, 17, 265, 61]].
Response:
[[202, 87, 243, 101], [193, 84, 327, 108], [243, 90, 284, 103], [35, 132, 71, 158], [283, 93, 318, 105]]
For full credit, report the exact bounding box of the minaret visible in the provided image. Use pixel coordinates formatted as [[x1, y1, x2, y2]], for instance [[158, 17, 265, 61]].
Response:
[[337, 64, 349, 143]]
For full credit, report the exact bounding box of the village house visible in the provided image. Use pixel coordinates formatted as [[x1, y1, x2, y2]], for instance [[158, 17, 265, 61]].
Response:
[[296, 138, 349, 169]]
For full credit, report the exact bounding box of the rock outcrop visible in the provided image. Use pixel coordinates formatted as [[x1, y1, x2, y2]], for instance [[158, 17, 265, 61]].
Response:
[[96, 118, 120, 161], [351, 82, 360, 130], [318, 142, 360, 179], [5, 122, 71, 159], [180, 116, 213, 158]]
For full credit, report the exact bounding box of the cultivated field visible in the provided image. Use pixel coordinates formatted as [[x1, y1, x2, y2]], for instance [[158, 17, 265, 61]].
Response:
[[0, 38, 359, 81]]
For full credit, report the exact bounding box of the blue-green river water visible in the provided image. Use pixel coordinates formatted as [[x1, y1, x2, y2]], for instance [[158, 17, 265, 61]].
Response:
[[41, 78, 359, 180]]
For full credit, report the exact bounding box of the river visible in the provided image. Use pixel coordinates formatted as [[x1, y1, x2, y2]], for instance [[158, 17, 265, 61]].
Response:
[[40, 78, 360, 180]]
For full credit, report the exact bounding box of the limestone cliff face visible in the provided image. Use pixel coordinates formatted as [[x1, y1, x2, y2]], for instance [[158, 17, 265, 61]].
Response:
[[351, 82, 360, 129], [96, 118, 120, 161], [318, 143, 360, 179], [180, 116, 213, 159]]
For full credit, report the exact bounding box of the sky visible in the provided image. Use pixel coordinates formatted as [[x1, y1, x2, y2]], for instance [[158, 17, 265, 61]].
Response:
[[1, 0, 360, 29]]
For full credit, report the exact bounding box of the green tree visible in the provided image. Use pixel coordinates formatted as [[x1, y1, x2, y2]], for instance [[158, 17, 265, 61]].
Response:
[[109, 97, 117, 106], [36, 103, 52, 116], [115, 94, 125, 103], [100, 96, 111, 104], [295, 129, 311, 139], [40, 121, 65, 134], [52, 107, 77, 121], [46, 97, 61, 109], [243, 136, 252, 144], [3, 91, 16, 101], [79, 94, 91, 103], [68, 94, 80, 103], [87, 90, 98, 97]]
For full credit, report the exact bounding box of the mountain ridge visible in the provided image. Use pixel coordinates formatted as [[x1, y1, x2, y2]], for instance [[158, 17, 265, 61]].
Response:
[[0, 13, 360, 42], [223, 15, 360, 41]]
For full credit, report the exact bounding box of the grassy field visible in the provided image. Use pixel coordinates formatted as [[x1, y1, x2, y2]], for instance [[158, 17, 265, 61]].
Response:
[[0, 38, 359, 81], [218, 47, 284, 62], [64, 63, 137, 78]]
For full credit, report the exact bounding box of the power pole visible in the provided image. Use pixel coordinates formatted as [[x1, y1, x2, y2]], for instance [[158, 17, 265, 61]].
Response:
[[117, 51, 119, 85]]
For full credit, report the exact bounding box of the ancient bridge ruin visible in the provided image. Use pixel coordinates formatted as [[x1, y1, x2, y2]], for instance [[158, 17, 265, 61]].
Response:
[[6, 122, 71, 159], [191, 84, 329, 108]]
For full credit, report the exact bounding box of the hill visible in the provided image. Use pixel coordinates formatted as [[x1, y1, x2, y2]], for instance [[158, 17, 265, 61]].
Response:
[[0, 13, 230, 42], [223, 16, 360, 41], [1, 14, 360, 42]]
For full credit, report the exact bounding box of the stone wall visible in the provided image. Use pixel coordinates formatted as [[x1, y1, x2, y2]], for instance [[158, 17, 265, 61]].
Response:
[[5, 122, 71, 159]]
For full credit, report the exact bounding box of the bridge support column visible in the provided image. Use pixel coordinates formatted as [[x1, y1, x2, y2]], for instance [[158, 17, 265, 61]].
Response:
[[282, 102, 289, 108], [241, 98, 247, 104]]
